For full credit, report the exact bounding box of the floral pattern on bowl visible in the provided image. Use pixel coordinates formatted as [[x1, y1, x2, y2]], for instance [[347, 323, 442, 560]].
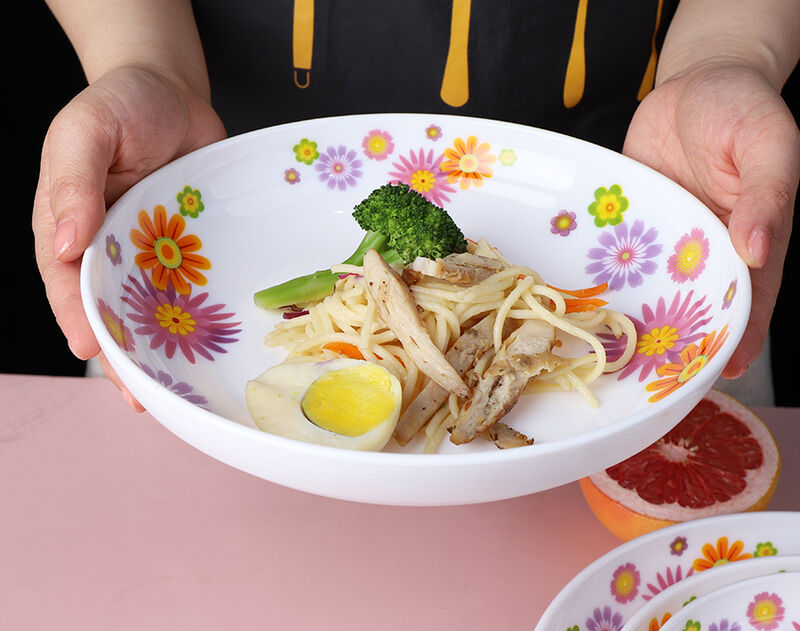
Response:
[[536, 512, 800, 631]]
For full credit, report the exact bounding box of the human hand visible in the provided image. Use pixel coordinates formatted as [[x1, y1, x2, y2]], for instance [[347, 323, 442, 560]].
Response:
[[33, 65, 226, 409], [623, 60, 800, 380]]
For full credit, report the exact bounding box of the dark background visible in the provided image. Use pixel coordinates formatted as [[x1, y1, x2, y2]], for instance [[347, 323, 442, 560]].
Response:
[[9, 3, 799, 405]]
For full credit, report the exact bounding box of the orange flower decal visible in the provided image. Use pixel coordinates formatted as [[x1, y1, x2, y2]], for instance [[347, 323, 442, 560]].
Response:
[[692, 536, 752, 572], [131, 205, 211, 295], [645, 325, 729, 403], [441, 135, 496, 189], [649, 613, 672, 631]]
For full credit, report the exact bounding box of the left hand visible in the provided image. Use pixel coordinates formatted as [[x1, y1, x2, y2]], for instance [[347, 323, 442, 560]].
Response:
[[623, 59, 800, 379]]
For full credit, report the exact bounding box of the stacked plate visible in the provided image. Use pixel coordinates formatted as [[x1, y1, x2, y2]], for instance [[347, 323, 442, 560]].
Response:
[[536, 511, 800, 630]]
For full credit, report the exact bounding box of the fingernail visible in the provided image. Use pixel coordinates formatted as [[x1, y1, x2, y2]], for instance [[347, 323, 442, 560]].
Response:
[[54, 218, 77, 259], [747, 228, 769, 267]]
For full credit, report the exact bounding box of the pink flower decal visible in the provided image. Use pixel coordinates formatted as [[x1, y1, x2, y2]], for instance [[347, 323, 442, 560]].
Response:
[[642, 565, 692, 601], [284, 168, 301, 185], [610, 562, 640, 603], [387, 147, 457, 207], [122, 270, 240, 363], [362, 129, 394, 161], [603, 290, 712, 382], [551, 210, 577, 236], [747, 592, 785, 630], [668, 228, 709, 283]]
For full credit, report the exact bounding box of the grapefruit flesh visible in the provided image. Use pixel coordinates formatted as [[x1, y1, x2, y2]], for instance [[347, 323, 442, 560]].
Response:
[[580, 389, 781, 541]]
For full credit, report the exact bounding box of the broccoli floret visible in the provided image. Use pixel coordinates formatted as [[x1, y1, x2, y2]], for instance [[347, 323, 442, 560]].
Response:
[[254, 183, 467, 310], [352, 183, 467, 263]]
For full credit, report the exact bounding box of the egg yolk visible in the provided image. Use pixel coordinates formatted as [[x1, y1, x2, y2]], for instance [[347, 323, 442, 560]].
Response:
[[301, 363, 397, 436]]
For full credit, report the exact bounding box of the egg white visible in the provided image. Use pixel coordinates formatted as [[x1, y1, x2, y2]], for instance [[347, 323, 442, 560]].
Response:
[[245, 358, 402, 451]]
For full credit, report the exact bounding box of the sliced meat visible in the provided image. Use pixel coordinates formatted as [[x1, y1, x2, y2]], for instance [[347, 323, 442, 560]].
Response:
[[363, 249, 469, 398], [450, 318, 561, 445], [402, 252, 503, 286], [394, 313, 497, 446]]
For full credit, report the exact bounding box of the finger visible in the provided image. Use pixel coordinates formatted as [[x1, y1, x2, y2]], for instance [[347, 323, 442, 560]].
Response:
[[722, 257, 784, 379], [33, 133, 102, 360], [97, 352, 146, 413], [45, 96, 118, 264], [727, 108, 800, 269]]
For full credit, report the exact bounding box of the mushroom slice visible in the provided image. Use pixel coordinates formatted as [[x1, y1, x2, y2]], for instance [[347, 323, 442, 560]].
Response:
[[450, 318, 561, 445], [363, 249, 469, 398], [481, 422, 534, 449]]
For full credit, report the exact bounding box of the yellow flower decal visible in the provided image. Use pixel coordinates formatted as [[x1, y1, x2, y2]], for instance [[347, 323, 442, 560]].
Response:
[[441, 135, 496, 189], [293, 138, 320, 165], [177, 185, 204, 218], [645, 325, 729, 403], [638, 325, 679, 356], [588, 184, 629, 227], [691, 535, 752, 572]]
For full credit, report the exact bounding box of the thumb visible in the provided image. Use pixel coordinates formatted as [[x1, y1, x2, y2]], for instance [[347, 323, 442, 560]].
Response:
[[46, 99, 117, 263]]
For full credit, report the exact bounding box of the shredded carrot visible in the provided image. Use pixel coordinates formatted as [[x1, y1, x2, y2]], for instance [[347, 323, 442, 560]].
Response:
[[564, 298, 608, 313], [322, 342, 365, 360], [548, 281, 609, 298]]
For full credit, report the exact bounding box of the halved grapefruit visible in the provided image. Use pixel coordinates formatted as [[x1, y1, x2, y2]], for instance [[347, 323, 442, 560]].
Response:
[[580, 389, 781, 541]]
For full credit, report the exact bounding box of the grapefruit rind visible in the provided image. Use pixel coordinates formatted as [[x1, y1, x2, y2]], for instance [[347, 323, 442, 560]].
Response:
[[580, 389, 781, 541]]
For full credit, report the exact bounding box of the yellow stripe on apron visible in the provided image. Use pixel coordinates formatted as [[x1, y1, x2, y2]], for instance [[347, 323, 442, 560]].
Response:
[[293, 0, 315, 88]]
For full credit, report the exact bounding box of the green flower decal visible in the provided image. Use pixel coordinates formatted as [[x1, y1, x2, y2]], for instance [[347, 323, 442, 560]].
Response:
[[567, 626, 580, 631], [683, 595, 697, 607], [498, 148, 517, 166], [294, 138, 320, 165], [683, 620, 701, 631], [754, 541, 778, 557], [588, 184, 629, 227], [177, 186, 204, 218]]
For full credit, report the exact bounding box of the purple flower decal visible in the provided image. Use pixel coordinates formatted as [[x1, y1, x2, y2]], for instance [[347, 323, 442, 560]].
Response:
[[610, 562, 640, 603], [722, 279, 737, 310], [642, 565, 692, 601], [667, 228, 710, 283], [585, 219, 662, 290], [604, 290, 712, 382], [106, 234, 122, 265], [387, 147, 456, 207], [585, 606, 623, 631], [315, 145, 363, 190], [122, 270, 241, 363], [284, 168, 301, 185], [137, 362, 209, 407], [670, 536, 688, 556], [551, 210, 577, 236], [710, 621, 742, 631]]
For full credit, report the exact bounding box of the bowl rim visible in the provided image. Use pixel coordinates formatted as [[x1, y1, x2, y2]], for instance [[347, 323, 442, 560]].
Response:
[[79, 112, 753, 467]]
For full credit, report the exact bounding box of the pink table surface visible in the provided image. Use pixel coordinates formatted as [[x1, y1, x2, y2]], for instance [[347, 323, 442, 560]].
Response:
[[1, 374, 798, 631]]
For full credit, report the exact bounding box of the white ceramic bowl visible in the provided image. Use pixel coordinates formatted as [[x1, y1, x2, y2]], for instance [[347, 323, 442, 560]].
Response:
[[623, 555, 800, 631], [80, 113, 751, 505], [536, 511, 800, 630], [660, 571, 800, 631]]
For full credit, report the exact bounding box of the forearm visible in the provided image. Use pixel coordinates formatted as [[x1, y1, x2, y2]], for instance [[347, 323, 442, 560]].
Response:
[[45, 0, 210, 99], [656, 0, 800, 90]]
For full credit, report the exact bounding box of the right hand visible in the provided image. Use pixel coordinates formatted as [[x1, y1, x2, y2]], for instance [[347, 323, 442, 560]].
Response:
[[33, 65, 226, 408]]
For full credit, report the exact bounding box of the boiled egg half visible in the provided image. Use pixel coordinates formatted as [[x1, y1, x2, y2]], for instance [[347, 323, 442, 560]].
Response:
[[246, 358, 402, 450]]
